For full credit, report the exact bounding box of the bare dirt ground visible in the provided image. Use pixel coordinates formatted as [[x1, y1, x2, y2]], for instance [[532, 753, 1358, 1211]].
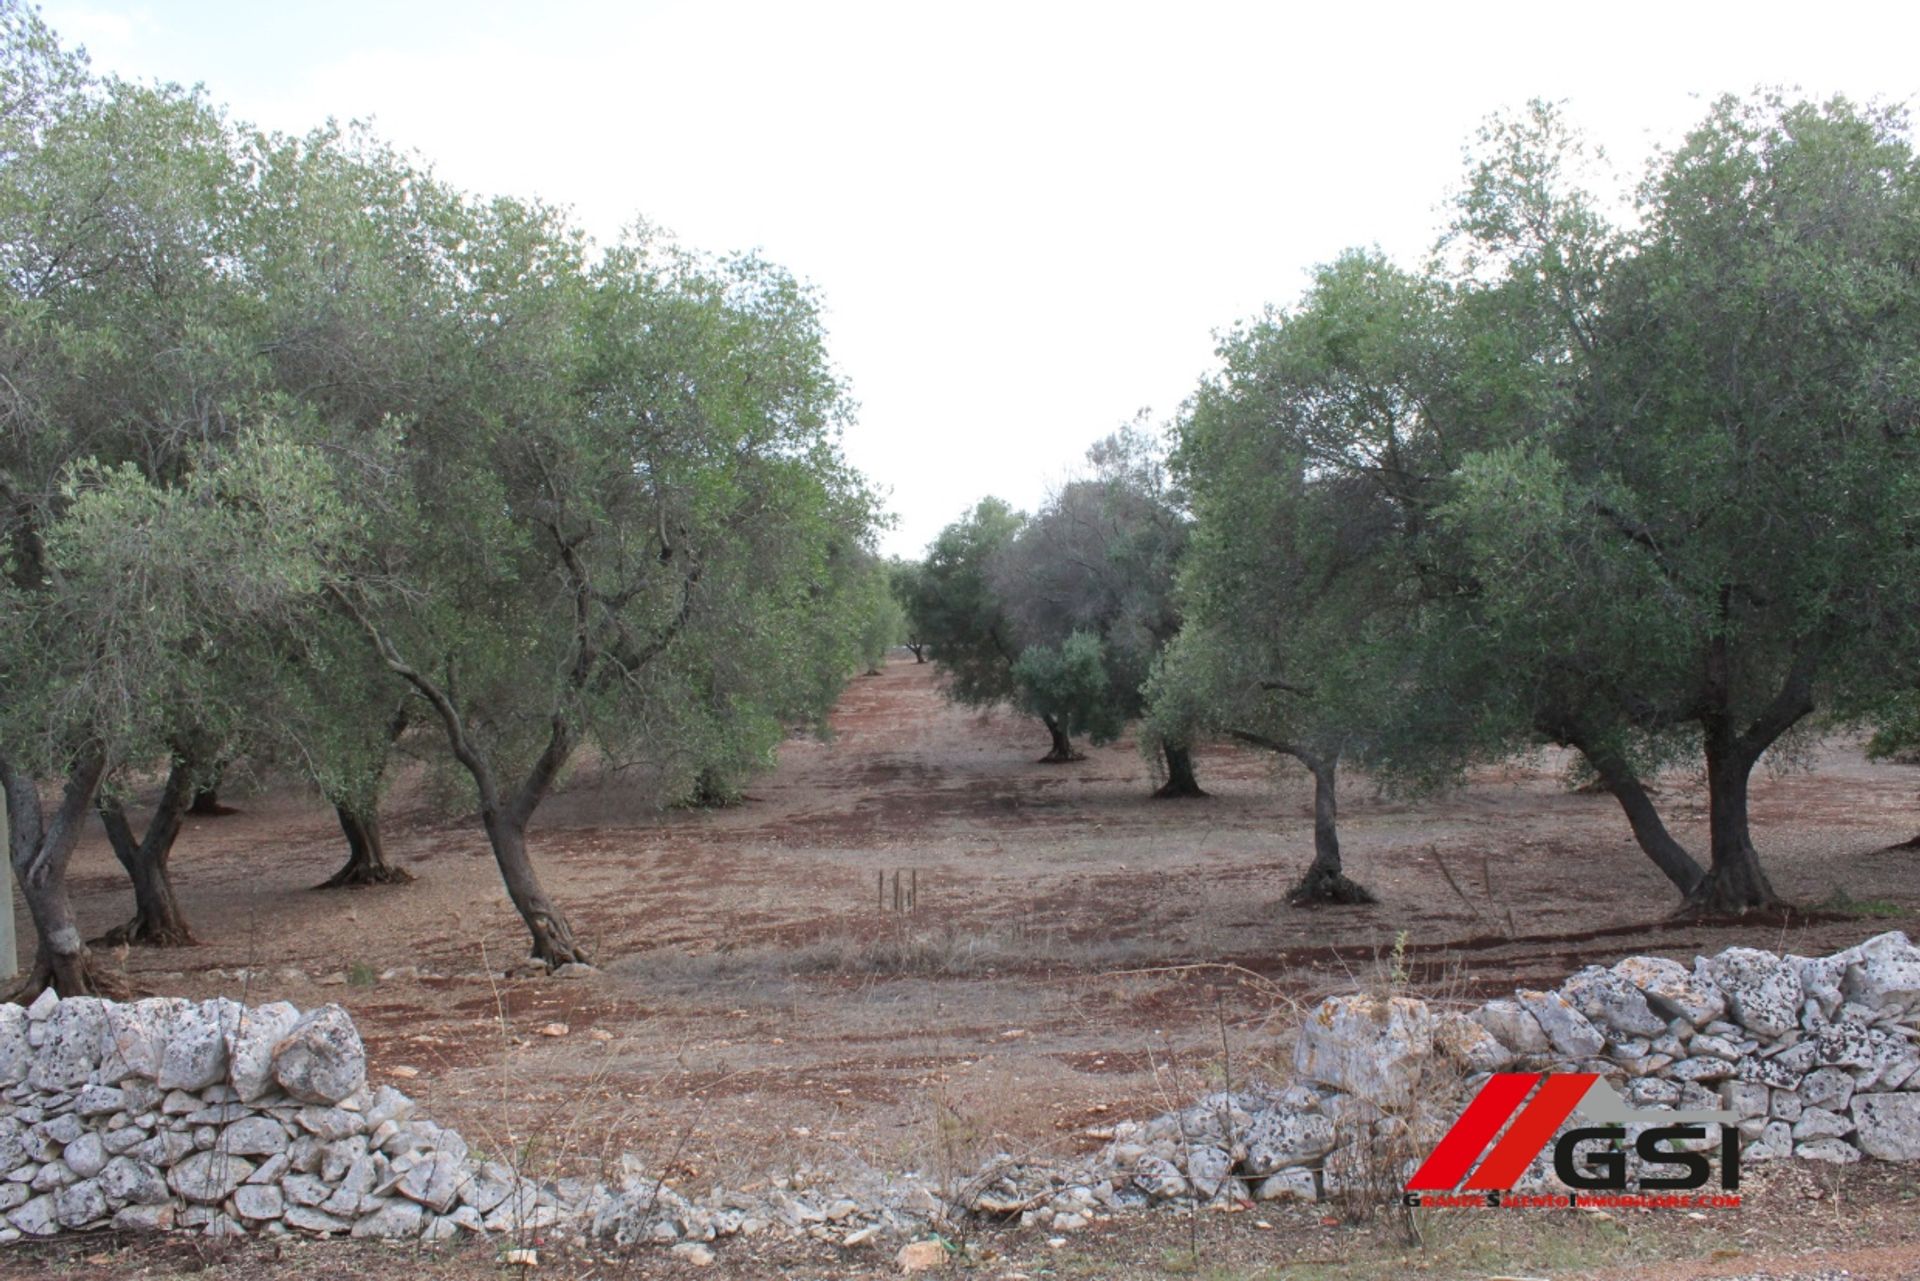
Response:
[[9, 656, 1920, 1279]]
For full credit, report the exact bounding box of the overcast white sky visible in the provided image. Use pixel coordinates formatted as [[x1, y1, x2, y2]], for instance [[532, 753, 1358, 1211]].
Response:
[[37, 1, 1920, 556]]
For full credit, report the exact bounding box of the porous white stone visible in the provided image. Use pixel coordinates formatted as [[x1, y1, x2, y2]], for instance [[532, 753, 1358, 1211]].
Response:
[[1853, 1093, 1920, 1160], [29, 998, 107, 1092], [1241, 1107, 1336, 1174], [283, 1205, 351, 1234], [218, 1116, 288, 1157], [167, 1151, 255, 1204], [1801, 1067, 1856, 1113], [1467, 998, 1552, 1056], [1561, 966, 1668, 1038], [1515, 989, 1605, 1059], [1293, 994, 1432, 1108], [0, 1006, 31, 1087], [1434, 1013, 1515, 1072], [61, 1133, 106, 1180], [1700, 948, 1802, 1039], [157, 1008, 230, 1093], [112, 1204, 174, 1232], [1840, 933, 1920, 1015], [1612, 956, 1725, 1026], [352, 1197, 425, 1238], [100, 999, 189, 1083], [228, 1003, 300, 1104], [52, 1179, 108, 1229], [271, 1007, 366, 1106], [98, 1156, 169, 1206], [233, 1183, 285, 1220]]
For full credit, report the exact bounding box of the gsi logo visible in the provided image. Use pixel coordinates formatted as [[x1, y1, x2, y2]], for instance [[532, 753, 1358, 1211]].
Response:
[[1403, 1073, 1741, 1206]]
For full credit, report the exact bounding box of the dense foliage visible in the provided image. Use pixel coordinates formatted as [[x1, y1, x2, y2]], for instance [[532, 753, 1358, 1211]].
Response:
[[0, 5, 885, 991]]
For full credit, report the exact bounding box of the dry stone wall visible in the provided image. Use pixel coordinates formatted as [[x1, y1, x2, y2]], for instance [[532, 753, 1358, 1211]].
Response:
[[962, 931, 1920, 1225], [4, 931, 1919, 1247]]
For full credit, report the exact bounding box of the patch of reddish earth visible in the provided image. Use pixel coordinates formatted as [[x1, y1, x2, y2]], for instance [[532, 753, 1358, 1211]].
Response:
[[15, 656, 1920, 1275]]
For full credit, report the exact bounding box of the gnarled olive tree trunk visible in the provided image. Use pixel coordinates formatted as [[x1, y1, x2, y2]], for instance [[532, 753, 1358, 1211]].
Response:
[[1688, 739, 1783, 914], [96, 755, 198, 946], [4, 752, 123, 999], [1286, 751, 1376, 905], [1227, 731, 1375, 905], [1153, 741, 1207, 799], [1037, 714, 1082, 764], [337, 586, 592, 969], [318, 803, 413, 888], [1542, 716, 1704, 897], [480, 804, 586, 965]]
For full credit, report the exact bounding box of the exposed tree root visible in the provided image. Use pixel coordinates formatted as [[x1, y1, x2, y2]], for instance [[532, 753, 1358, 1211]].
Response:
[[1288, 865, 1379, 907], [10, 950, 132, 1003], [314, 862, 416, 890], [95, 918, 198, 948]]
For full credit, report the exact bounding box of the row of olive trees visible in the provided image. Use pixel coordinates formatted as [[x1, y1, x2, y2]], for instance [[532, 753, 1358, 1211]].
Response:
[[910, 92, 1920, 917], [895, 422, 1202, 790], [0, 5, 895, 995]]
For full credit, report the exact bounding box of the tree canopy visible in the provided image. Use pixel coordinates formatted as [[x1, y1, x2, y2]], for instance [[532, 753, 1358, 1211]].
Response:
[[1, 7, 887, 991]]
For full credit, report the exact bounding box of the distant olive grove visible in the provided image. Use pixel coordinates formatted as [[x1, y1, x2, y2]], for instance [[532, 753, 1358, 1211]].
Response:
[[0, 4, 897, 996], [900, 95, 1920, 915]]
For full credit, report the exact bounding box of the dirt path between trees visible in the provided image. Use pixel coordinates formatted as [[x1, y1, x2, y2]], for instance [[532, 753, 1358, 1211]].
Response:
[[13, 656, 1920, 1278]]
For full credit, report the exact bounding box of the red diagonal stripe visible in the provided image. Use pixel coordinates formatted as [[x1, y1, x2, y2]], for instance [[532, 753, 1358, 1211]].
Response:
[[1404, 1072, 1539, 1190], [1462, 1072, 1598, 1191]]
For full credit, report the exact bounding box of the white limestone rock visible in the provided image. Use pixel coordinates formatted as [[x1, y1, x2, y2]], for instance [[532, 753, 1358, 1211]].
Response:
[[217, 1116, 288, 1157], [1434, 1012, 1516, 1072], [271, 1007, 366, 1105], [352, 1197, 425, 1238], [1252, 1167, 1317, 1202], [1293, 994, 1433, 1108], [1560, 966, 1668, 1038], [1467, 998, 1552, 1056], [98, 1156, 169, 1206], [157, 1006, 232, 1092], [228, 1002, 301, 1103], [1612, 956, 1725, 1026], [1515, 989, 1605, 1060], [1241, 1107, 1336, 1174], [100, 999, 190, 1084], [1699, 948, 1802, 1039], [1853, 1093, 1920, 1161], [61, 1132, 106, 1180], [233, 1183, 285, 1221], [1840, 932, 1920, 1015], [0, 1005, 30, 1087], [167, 1150, 255, 1204], [52, 1179, 108, 1229], [28, 998, 108, 1092]]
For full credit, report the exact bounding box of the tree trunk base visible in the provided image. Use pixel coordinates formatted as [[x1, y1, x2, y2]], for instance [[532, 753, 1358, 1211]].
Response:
[[315, 861, 416, 890], [1288, 864, 1379, 906], [1883, 833, 1920, 851], [1678, 862, 1785, 918], [11, 948, 131, 1003], [95, 916, 198, 948], [1153, 776, 1209, 799], [528, 921, 592, 970], [1037, 748, 1086, 763]]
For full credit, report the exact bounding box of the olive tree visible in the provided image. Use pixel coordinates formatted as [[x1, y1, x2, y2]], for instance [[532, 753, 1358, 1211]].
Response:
[[1433, 95, 1920, 913], [328, 217, 876, 967], [1149, 252, 1446, 902], [903, 498, 1099, 758], [995, 423, 1200, 791], [0, 42, 315, 957]]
